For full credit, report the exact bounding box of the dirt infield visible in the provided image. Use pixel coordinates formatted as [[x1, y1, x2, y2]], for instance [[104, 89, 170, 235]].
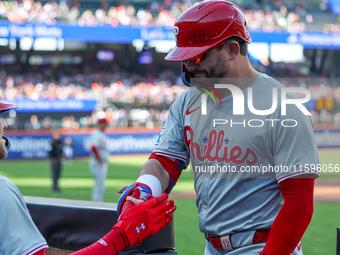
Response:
[[171, 180, 340, 202], [314, 180, 340, 202]]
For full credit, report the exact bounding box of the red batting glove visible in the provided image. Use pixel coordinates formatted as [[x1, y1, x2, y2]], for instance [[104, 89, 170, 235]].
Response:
[[120, 188, 141, 216], [117, 183, 152, 216], [113, 193, 176, 246]]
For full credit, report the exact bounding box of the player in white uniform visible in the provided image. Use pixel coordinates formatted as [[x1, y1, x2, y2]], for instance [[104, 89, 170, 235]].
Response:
[[0, 176, 49, 255], [0, 97, 49, 255], [117, 1, 320, 254], [89, 118, 110, 201], [0, 96, 176, 255]]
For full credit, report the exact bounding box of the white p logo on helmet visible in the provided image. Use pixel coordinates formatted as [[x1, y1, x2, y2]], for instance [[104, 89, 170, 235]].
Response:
[[173, 26, 179, 42]]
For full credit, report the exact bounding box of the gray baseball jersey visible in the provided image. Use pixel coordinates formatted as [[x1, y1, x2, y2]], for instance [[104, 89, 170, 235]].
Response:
[[0, 176, 48, 255], [89, 129, 110, 162], [154, 74, 319, 237]]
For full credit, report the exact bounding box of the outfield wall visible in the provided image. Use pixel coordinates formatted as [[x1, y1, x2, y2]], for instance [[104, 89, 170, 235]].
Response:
[[4, 127, 340, 159], [5, 128, 161, 159]]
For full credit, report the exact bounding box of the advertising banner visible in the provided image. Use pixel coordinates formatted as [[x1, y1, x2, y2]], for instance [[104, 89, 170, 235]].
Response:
[[4, 129, 339, 159], [6, 99, 97, 113], [6, 131, 159, 159], [1, 21, 340, 49]]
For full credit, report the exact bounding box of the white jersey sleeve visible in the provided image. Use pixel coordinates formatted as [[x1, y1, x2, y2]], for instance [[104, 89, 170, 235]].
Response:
[[273, 105, 320, 182], [268, 79, 320, 182], [153, 91, 190, 167], [0, 176, 48, 255]]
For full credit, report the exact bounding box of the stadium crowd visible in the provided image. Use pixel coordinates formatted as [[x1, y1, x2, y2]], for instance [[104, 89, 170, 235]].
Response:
[[0, 0, 339, 129], [1, 62, 339, 130], [11, 107, 170, 130], [0, 0, 338, 32], [0, 64, 184, 130], [0, 65, 184, 104]]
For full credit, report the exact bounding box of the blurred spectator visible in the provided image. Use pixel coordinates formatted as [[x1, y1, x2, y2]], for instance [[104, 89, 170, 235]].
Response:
[[42, 116, 52, 129], [28, 115, 40, 130]]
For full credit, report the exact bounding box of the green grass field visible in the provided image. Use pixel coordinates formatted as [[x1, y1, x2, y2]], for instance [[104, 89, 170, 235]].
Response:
[[0, 149, 339, 254]]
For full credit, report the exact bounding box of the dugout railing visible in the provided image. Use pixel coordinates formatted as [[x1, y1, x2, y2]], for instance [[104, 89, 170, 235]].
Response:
[[24, 196, 177, 255]]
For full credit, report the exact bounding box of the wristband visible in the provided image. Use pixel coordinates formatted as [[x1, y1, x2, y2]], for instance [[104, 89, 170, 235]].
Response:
[[136, 174, 162, 197]]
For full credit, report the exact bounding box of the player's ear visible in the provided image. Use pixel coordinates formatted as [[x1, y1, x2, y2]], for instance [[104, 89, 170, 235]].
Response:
[[225, 41, 239, 60]]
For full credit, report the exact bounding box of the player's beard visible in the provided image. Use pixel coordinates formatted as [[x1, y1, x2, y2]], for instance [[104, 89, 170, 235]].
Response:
[[0, 137, 8, 159], [207, 53, 229, 80], [194, 54, 229, 93], [195, 54, 228, 83]]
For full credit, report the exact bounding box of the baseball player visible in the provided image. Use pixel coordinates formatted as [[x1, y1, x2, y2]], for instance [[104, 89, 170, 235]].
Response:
[[0, 96, 176, 255], [117, 1, 320, 255], [0, 98, 49, 255], [48, 129, 63, 192], [89, 117, 110, 201]]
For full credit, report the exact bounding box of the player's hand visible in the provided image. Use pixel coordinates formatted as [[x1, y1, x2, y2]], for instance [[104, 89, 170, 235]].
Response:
[[117, 182, 152, 216], [113, 193, 176, 246], [119, 188, 144, 216]]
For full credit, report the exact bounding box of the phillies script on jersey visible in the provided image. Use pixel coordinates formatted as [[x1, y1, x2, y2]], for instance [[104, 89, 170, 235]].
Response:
[[184, 125, 258, 165]]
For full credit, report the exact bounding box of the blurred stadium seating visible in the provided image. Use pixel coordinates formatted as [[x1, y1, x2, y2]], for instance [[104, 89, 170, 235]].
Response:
[[0, 0, 339, 130], [1, 0, 339, 31]]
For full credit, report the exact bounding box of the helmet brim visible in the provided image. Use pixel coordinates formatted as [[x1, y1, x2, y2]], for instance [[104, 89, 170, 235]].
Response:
[[0, 100, 20, 113], [165, 45, 212, 62]]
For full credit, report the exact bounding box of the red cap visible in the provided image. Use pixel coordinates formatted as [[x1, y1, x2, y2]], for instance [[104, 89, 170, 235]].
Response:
[[98, 118, 108, 125]]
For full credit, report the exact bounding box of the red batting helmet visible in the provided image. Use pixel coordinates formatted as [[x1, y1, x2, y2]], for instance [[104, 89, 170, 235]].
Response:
[[98, 118, 108, 125], [165, 0, 251, 62], [0, 96, 19, 113], [0, 96, 19, 150]]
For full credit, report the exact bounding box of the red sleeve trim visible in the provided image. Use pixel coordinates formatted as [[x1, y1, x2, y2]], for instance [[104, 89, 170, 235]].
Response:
[[277, 170, 320, 183], [153, 151, 188, 167], [149, 152, 185, 193], [27, 244, 49, 255]]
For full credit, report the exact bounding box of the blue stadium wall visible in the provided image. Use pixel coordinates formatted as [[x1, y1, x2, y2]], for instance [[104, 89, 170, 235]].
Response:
[[5, 128, 160, 159], [4, 128, 340, 160]]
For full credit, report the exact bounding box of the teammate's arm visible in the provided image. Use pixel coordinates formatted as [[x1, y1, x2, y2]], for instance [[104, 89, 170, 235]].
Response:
[[72, 193, 175, 255], [260, 178, 314, 255], [35, 193, 176, 255]]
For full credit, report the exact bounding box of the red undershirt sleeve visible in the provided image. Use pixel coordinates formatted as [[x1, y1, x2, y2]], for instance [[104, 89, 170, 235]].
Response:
[[34, 229, 127, 255], [70, 229, 127, 255], [34, 249, 46, 255], [260, 178, 315, 255]]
